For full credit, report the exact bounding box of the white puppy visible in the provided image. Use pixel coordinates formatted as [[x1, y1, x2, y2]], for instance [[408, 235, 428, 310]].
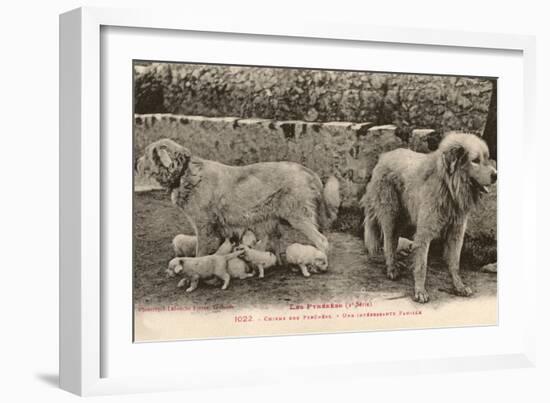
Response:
[[397, 237, 413, 255], [286, 243, 328, 277], [168, 250, 244, 292], [235, 244, 277, 279], [240, 229, 258, 247], [214, 238, 254, 280], [172, 234, 198, 257]]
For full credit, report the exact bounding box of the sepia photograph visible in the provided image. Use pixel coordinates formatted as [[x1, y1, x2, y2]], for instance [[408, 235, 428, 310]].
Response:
[[132, 61, 498, 342]]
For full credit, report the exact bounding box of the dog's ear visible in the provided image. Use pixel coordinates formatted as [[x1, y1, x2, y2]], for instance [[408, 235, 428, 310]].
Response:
[[443, 144, 468, 175], [151, 145, 188, 170], [314, 257, 326, 265], [147, 140, 191, 188], [154, 147, 173, 168]]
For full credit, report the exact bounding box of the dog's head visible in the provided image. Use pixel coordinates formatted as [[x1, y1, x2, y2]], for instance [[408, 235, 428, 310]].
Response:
[[240, 229, 258, 247], [234, 244, 251, 254], [313, 254, 328, 272], [166, 257, 185, 277], [136, 139, 192, 189], [440, 132, 497, 195]]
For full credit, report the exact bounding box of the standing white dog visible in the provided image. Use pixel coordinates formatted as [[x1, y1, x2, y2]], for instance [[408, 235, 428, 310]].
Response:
[[361, 132, 497, 303]]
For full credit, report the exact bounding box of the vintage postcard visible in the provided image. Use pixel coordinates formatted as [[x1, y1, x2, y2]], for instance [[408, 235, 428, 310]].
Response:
[[133, 61, 497, 342]]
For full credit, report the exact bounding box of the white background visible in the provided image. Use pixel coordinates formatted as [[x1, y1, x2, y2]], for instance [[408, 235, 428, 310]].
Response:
[[103, 25, 524, 379], [0, 0, 548, 402]]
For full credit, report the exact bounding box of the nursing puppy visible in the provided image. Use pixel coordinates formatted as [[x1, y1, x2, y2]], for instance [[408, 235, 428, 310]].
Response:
[[361, 132, 497, 303], [172, 234, 198, 257], [235, 244, 277, 279], [286, 243, 328, 277], [168, 250, 244, 292], [214, 238, 254, 280]]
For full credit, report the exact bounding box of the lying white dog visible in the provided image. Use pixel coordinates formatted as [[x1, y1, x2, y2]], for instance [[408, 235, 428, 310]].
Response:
[[285, 243, 328, 277]]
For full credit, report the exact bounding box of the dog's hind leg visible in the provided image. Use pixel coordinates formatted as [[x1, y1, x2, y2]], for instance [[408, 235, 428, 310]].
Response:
[[287, 217, 329, 254], [363, 211, 382, 255], [369, 174, 401, 279], [219, 272, 231, 290], [412, 223, 435, 303], [257, 264, 265, 279], [444, 222, 473, 297], [380, 219, 400, 280]]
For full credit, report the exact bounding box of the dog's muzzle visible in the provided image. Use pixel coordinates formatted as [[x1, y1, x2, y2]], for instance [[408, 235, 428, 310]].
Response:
[[471, 178, 489, 194]]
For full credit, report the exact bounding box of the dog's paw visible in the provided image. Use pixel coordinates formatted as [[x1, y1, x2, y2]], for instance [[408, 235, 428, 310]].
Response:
[[414, 289, 430, 303], [386, 267, 400, 281], [455, 285, 473, 297], [185, 286, 195, 293]]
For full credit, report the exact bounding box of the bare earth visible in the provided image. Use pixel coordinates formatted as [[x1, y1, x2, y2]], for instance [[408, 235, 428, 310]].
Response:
[[134, 191, 497, 309]]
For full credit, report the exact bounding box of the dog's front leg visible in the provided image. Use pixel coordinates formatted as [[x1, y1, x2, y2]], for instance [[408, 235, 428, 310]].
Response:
[[299, 263, 311, 277], [195, 217, 221, 256], [185, 274, 200, 292], [445, 222, 472, 297], [412, 235, 432, 303], [177, 277, 190, 289], [381, 222, 400, 280]]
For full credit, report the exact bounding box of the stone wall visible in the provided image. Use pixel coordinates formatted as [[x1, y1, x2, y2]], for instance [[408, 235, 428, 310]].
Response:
[[135, 63, 494, 140]]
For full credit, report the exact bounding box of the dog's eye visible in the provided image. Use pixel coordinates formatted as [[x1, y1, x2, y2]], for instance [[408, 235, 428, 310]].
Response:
[[471, 157, 480, 164]]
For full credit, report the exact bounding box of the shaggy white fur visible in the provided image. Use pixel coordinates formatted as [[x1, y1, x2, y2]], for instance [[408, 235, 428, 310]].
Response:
[[235, 244, 277, 279], [285, 243, 328, 277], [172, 234, 197, 257], [214, 238, 253, 280], [168, 250, 244, 292], [361, 132, 496, 303], [137, 139, 340, 257]]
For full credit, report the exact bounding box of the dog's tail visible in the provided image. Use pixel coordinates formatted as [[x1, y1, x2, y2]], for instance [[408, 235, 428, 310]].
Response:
[[320, 175, 341, 228]]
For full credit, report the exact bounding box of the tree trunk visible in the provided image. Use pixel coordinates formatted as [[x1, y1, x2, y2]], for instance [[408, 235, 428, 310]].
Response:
[[483, 79, 497, 160]]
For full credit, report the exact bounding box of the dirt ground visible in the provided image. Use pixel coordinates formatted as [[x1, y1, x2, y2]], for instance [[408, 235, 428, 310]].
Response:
[[134, 191, 497, 309]]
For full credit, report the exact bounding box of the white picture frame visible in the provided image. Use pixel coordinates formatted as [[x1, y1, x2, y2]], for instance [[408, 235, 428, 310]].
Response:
[[59, 6, 537, 396]]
